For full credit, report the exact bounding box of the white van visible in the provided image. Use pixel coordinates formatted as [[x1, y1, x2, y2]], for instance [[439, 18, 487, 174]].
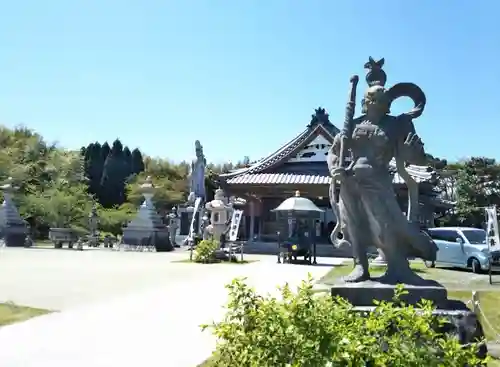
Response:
[[426, 227, 499, 273]]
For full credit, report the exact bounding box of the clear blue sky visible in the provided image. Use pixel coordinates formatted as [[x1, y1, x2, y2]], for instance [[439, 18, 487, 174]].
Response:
[[0, 1, 498, 164]]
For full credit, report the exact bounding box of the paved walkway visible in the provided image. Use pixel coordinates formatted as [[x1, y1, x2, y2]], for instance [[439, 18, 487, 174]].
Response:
[[0, 252, 340, 367]]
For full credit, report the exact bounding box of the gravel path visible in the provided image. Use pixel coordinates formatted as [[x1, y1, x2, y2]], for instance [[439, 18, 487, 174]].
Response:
[[0, 247, 339, 367]]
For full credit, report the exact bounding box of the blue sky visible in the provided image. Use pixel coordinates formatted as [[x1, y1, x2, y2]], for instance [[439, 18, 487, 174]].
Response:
[[0, 1, 498, 164]]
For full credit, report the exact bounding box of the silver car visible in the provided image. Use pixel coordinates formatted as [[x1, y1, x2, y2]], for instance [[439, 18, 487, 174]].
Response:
[[426, 227, 500, 273]]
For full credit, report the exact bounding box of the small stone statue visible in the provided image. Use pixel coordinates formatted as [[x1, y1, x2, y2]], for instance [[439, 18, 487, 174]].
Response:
[[327, 57, 437, 285], [200, 211, 211, 240], [166, 206, 179, 247], [189, 140, 206, 200]]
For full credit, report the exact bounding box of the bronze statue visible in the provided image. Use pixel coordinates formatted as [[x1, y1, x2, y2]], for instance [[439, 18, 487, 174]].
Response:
[[327, 57, 437, 284]]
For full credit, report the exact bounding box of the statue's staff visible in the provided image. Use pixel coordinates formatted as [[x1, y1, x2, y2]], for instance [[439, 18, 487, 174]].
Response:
[[329, 75, 359, 246]]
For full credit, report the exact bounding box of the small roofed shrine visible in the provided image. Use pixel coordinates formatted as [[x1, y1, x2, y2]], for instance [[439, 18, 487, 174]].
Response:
[[218, 108, 451, 243]]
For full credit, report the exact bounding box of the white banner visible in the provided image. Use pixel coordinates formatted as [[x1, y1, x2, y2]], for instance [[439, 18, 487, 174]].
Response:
[[228, 209, 244, 242], [485, 206, 500, 252], [188, 197, 202, 240]]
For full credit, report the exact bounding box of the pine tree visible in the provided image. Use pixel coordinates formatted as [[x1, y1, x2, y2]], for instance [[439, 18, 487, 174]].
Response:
[[131, 148, 145, 175], [100, 139, 128, 207], [123, 146, 132, 178], [84, 142, 105, 198]]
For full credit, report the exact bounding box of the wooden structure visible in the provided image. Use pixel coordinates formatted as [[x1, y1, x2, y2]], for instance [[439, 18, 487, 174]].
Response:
[[219, 108, 452, 243]]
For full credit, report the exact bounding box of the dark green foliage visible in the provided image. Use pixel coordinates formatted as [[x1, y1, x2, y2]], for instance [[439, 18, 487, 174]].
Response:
[[85, 142, 105, 198], [100, 141, 111, 160], [131, 148, 145, 175], [123, 146, 132, 178], [99, 139, 128, 207], [454, 157, 500, 227], [81, 140, 146, 208]]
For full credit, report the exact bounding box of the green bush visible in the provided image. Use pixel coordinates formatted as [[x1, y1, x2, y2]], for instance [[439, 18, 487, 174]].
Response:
[[201, 276, 486, 367], [194, 239, 219, 263]]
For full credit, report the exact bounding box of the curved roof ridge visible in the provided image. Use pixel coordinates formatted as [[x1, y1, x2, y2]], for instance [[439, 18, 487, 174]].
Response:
[[220, 127, 310, 177]]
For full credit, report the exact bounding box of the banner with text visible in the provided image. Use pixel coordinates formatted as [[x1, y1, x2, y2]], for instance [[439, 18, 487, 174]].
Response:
[[228, 209, 244, 242], [485, 206, 500, 252]]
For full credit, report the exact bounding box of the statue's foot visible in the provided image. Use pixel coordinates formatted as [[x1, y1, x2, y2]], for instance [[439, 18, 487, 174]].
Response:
[[375, 267, 439, 287], [342, 265, 370, 283]]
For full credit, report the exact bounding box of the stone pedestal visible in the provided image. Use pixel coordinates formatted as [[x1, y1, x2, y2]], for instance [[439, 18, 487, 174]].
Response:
[[122, 177, 173, 252], [331, 281, 448, 308], [330, 281, 487, 358], [0, 179, 27, 247]]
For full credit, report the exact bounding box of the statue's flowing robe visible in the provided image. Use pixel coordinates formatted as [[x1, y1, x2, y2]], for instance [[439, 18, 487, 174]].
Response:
[[190, 158, 206, 199], [332, 116, 437, 261]]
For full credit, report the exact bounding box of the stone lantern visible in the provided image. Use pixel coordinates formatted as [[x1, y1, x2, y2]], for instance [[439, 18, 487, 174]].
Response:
[[122, 176, 173, 252], [0, 177, 28, 247], [205, 188, 232, 245]]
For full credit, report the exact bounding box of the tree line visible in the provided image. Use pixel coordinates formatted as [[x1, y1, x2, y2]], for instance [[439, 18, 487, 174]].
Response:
[[0, 126, 252, 238], [0, 125, 497, 238]]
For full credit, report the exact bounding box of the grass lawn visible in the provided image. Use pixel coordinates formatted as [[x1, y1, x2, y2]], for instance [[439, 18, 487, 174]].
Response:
[[197, 356, 216, 367], [0, 302, 51, 326], [319, 261, 500, 341], [171, 259, 258, 265]]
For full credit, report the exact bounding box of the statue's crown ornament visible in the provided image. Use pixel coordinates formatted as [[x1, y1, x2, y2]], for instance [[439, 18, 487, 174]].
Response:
[[364, 57, 387, 88]]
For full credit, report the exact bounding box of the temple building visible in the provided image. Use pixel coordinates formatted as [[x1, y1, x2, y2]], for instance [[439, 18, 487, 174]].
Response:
[[218, 108, 451, 243]]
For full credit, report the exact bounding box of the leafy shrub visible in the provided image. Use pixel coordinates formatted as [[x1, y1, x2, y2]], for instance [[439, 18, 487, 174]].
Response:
[[201, 276, 486, 367], [194, 239, 219, 263], [97, 204, 135, 236]]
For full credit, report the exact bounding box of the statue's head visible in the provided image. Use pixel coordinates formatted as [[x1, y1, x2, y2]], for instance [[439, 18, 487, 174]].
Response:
[[195, 140, 203, 157], [361, 85, 390, 115]]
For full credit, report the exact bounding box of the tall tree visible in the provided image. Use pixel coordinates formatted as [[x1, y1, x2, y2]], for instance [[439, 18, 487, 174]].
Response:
[[131, 148, 145, 175], [84, 142, 105, 198], [123, 146, 132, 178], [454, 157, 500, 227], [100, 139, 128, 207], [101, 141, 111, 161]]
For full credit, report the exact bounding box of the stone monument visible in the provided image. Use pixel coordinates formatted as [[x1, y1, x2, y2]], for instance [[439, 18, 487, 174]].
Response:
[[122, 176, 173, 252], [326, 57, 486, 355], [0, 177, 28, 247]]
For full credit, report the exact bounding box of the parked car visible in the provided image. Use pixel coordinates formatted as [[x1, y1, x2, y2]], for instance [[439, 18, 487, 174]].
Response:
[[425, 227, 500, 273]]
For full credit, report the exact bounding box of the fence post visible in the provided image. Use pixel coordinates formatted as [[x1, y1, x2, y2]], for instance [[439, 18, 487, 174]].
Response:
[[472, 291, 479, 313]]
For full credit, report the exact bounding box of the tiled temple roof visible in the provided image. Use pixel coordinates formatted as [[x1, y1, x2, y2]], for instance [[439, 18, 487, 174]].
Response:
[[225, 169, 434, 186], [219, 107, 437, 185]]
